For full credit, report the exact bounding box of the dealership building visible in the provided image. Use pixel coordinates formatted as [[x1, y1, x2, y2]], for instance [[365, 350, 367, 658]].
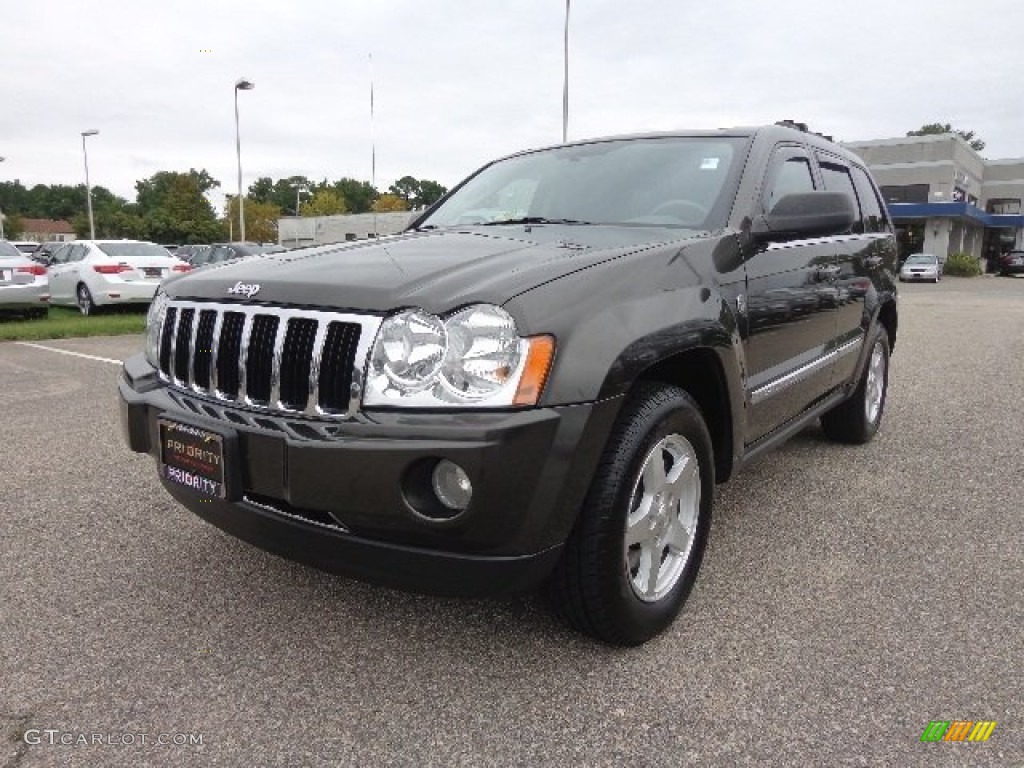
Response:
[[844, 134, 1024, 267]]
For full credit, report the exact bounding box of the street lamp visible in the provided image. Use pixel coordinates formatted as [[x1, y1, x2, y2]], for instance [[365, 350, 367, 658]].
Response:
[[81, 130, 99, 240], [234, 78, 255, 242], [0, 156, 6, 239]]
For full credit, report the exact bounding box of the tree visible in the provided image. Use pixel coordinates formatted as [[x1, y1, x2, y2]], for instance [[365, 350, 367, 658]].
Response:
[[225, 196, 280, 243], [372, 193, 408, 213], [300, 189, 347, 217], [907, 123, 985, 152], [135, 170, 224, 243], [387, 176, 448, 209], [3, 212, 24, 238], [416, 179, 448, 208], [332, 178, 378, 213]]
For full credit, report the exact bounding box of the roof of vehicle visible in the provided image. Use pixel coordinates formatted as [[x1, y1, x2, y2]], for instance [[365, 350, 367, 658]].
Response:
[[504, 121, 861, 166]]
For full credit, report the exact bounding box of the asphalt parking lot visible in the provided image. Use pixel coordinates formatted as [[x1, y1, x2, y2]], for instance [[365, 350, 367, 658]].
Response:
[[1, 277, 1021, 767]]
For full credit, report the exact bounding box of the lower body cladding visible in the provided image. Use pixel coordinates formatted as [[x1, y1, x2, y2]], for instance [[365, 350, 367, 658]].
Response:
[[118, 355, 621, 597]]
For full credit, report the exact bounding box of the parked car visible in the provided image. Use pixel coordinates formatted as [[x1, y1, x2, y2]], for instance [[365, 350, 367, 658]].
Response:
[[120, 122, 899, 645], [899, 253, 941, 282], [10, 241, 40, 257], [173, 245, 211, 265], [47, 240, 191, 315], [998, 250, 1024, 276], [182, 242, 286, 270], [0, 239, 49, 318], [31, 241, 68, 265]]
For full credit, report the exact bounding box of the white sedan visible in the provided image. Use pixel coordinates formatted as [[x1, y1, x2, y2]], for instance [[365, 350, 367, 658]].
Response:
[[47, 240, 191, 315], [0, 239, 49, 317]]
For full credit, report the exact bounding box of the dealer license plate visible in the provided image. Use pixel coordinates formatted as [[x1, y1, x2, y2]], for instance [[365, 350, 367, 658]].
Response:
[[158, 419, 226, 498]]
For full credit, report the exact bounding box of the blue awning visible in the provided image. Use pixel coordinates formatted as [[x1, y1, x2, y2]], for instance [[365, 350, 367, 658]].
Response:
[[886, 202, 1024, 227]]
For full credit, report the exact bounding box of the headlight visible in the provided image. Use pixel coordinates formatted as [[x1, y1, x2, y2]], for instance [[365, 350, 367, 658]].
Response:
[[364, 305, 555, 408], [144, 290, 170, 368]]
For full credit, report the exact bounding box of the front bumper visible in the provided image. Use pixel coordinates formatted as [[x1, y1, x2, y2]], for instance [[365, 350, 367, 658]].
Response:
[[119, 354, 621, 597]]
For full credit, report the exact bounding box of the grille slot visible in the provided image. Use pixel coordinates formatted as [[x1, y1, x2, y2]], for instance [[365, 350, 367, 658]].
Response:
[[279, 318, 318, 410], [318, 321, 361, 412], [192, 309, 217, 389], [156, 301, 376, 419], [173, 307, 195, 383], [244, 315, 279, 404], [216, 312, 246, 398]]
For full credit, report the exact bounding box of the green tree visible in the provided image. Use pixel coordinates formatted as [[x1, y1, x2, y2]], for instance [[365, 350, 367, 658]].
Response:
[[3, 212, 25, 238], [134, 170, 223, 243], [300, 189, 348, 217], [332, 178, 378, 213], [416, 179, 448, 208], [388, 176, 421, 207], [907, 123, 985, 152]]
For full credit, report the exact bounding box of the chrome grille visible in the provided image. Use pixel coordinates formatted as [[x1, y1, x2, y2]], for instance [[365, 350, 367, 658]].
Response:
[[156, 300, 382, 418]]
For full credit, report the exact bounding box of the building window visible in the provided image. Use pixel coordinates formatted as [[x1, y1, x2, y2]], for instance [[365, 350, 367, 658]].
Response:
[[880, 184, 930, 204], [986, 198, 1021, 215]]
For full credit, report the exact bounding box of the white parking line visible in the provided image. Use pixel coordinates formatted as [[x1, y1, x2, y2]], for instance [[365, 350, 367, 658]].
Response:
[[14, 342, 123, 366]]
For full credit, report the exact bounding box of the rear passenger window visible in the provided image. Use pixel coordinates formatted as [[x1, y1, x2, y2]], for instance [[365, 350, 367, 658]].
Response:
[[850, 165, 888, 233], [819, 163, 863, 234], [764, 152, 816, 213]]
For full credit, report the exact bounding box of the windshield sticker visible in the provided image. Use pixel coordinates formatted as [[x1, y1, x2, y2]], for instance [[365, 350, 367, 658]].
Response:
[[700, 157, 720, 170]]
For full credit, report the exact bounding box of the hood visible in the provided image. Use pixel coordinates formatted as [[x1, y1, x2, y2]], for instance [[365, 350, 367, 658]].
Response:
[[164, 225, 702, 314]]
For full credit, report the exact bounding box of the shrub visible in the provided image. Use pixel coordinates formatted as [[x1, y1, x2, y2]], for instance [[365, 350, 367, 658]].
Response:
[[943, 251, 982, 277]]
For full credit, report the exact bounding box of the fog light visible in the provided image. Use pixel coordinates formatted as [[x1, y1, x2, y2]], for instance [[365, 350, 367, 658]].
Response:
[[432, 460, 472, 511]]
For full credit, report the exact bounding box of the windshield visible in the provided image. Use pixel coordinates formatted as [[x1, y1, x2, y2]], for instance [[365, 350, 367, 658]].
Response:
[[0, 241, 23, 258], [98, 242, 174, 258], [419, 137, 747, 230], [906, 255, 936, 264]]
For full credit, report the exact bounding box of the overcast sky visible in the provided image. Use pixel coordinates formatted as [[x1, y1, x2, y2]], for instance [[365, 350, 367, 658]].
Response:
[[3, 0, 1022, 213]]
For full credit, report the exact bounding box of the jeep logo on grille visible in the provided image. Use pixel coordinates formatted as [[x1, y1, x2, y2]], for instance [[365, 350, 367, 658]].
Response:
[[227, 281, 261, 298]]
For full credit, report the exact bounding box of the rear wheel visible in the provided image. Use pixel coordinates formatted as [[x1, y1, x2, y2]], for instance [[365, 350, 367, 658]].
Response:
[[546, 383, 713, 646], [821, 327, 890, 444], [77, 284, 96, 316]]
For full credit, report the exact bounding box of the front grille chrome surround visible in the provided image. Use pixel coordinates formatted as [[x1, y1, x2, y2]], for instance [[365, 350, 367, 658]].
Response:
[[156, 300, 383, 420]]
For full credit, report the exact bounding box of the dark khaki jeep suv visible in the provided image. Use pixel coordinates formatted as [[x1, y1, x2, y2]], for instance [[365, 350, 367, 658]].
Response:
[[120, 122, 898, 645]]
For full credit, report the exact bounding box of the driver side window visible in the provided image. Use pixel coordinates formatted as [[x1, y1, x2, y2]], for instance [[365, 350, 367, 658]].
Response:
[[763, 151, 816, 213]]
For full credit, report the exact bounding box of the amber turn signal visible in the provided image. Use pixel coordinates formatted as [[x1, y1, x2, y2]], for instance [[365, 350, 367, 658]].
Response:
[[513, 335, 556, 406]]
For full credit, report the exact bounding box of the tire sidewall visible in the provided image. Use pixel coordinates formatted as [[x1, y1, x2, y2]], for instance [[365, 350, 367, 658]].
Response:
[[861, 329, 891, 439], [78, 284, 93, 316], [596, 391, 714, 643]]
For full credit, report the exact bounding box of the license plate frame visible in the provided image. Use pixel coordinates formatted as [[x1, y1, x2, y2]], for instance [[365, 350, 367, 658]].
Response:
[[158, 418, 235, 499]]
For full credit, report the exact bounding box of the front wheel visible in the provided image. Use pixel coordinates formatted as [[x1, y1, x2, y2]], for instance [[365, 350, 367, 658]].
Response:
[[821, 328, 890, 444], [546, 383, 714, 646], [77, 284, 96, 316]]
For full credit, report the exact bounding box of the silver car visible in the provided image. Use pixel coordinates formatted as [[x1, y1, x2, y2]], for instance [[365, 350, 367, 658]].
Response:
[[0, 239, 49, 317], [899, 253, 941, 283]]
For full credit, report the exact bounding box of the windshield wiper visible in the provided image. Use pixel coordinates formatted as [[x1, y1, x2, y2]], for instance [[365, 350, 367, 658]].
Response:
[[481, 217, 592, 226]]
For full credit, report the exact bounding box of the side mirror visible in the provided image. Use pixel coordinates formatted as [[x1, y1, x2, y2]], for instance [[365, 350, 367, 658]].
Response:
[[752, 191, 855, 243]]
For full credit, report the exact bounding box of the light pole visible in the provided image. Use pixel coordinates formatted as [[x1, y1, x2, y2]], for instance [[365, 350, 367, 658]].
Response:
[[562, 0, 570, 143], [0, 156, 6, 239], [81, 130, 99, 240], [234, 78, 255, 242]]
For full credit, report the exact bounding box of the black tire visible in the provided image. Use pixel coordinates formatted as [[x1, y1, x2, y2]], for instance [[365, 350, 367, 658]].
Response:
[[821, 327, 890, 444], [546, 383, 714, 646], [77, 284, 96, 316]]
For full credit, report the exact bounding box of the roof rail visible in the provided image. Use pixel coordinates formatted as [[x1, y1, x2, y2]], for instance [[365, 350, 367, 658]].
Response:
[[775, 120, 834, 144]]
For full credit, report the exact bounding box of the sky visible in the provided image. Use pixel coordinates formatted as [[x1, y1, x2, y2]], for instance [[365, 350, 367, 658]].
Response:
[[3, 0, 1023, 214]]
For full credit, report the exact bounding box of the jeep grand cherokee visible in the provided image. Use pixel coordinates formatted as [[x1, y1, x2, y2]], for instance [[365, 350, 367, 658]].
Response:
[[119, 123, 898, 645]]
